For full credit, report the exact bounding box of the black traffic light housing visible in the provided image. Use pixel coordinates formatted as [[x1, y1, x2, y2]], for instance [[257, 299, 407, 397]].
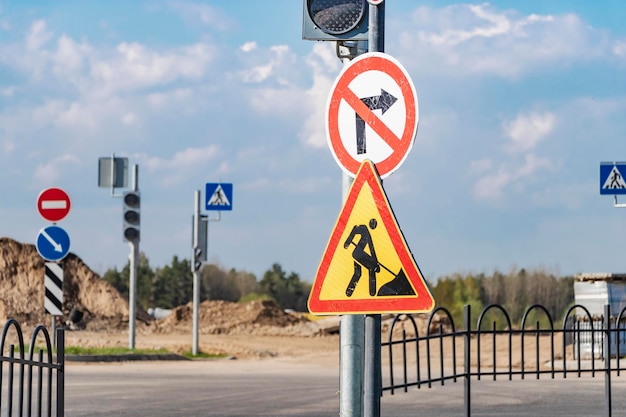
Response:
[[303, 0, 369, 41], [123, 191, 140, 243], [193, 246, 203, 272]]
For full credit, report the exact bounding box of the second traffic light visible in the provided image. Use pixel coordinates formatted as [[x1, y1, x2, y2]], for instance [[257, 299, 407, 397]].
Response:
[[302, 0, 369, 41], [192, 213, 208, 272], [193, 246, 203, 272], [123, 191, 140, 243]]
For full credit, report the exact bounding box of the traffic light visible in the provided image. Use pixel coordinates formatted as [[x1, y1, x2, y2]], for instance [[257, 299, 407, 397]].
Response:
[[302, 0, 369, 41], [193, 246, 203, 272], [122, 191, 140, 243], [191, 213, 208, 272]]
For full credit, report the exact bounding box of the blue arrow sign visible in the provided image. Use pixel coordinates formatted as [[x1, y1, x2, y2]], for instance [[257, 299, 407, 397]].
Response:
[[36, 225, 71, 262], [205, 183, 233, 211], [600, 162, 626, 195]]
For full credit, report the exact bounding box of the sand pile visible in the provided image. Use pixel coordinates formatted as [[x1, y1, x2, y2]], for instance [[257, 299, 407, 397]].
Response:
[[150, 299, 320, 337], [0, 237, 320, 337], [0, 237, 149, 331]]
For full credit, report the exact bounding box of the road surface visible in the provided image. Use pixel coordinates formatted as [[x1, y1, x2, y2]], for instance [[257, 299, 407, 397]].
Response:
[[63, 359, 626, 416]]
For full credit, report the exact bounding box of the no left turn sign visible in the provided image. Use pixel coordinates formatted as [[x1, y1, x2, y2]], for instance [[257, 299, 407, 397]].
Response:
[[326, 52, 418, 178]]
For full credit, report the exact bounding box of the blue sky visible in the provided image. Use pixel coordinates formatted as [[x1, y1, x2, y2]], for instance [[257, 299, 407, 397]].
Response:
[[1, 1, 625, 283]]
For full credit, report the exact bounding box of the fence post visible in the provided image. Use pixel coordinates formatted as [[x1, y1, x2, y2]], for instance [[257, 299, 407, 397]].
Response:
[[604, 304, 612, 417], [57, 327, 64, 417], [464, 304, 471, 417]]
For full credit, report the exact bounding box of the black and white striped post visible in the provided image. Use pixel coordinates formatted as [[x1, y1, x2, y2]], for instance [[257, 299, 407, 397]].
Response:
[[44, 262, 63, 316], [45, 262, 63, 345]]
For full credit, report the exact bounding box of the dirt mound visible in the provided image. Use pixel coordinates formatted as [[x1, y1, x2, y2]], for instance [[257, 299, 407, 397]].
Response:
[[151, 299, 320, 337], [0, 237, 320, 338], [0, 237, 150, 331]]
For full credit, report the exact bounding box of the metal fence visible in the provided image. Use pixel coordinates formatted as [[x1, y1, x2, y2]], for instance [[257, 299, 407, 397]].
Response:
[[382, 303, 626, 417], [0, 319, 64, 417]]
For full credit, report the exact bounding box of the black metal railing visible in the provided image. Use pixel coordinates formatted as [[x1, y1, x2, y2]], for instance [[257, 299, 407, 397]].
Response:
[[0, 319, 64, 417], [382, 303, 626, 417]]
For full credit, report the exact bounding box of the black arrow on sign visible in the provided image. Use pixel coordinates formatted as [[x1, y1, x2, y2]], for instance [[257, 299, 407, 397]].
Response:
[[355, 89, 398, 155]]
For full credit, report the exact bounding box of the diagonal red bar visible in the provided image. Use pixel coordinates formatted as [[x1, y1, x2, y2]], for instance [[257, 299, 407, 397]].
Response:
[[338, 85, 401, 150]]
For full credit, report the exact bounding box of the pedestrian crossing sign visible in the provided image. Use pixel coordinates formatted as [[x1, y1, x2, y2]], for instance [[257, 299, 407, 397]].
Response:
[[308, 160, 435, 315], [600, 163, 626, 195], [205, 183, 233, 211]]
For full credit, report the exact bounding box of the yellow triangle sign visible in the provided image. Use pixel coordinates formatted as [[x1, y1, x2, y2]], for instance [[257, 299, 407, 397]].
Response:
[[308, 160, 435, 315]]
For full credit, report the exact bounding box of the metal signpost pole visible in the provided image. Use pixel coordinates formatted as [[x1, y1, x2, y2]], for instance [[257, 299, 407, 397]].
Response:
[[364, 3, 384, 417], [192, 190, 201, 356], [128, 164, 139, 350], [341, 172, 365, 417]]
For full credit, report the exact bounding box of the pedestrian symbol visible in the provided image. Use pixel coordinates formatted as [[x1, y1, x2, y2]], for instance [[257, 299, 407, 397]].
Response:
[[600, 163, 626, 195], [308, 160, 434, 315], [209, 186, 229, 205], [603, 166, 626, 189]]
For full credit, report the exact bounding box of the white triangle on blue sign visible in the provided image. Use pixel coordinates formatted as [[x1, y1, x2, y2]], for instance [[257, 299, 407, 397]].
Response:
[[208, 184, 231, 207], [602, 166, 626, 190]]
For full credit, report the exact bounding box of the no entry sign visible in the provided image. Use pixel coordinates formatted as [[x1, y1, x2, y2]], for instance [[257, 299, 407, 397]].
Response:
[[37, 187, 71, 222], [326, 52, 418, 178]]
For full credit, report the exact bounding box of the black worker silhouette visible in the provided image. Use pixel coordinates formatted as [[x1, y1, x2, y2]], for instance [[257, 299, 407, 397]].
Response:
[[344, 218, 380, 297], [343, 218, 417, 298]]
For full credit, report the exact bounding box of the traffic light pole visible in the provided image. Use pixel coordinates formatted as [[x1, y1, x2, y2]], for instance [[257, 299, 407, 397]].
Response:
[[364, 4, 384, 417], [128, 164, 139, 350], [340, 173, 364, 417], [192, 190, 201, 356]]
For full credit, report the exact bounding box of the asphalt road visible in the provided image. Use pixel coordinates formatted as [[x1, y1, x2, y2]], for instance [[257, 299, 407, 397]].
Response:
[[63, 359, 626, 417]]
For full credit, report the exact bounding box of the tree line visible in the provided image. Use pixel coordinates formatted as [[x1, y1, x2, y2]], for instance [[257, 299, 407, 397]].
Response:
[[430, 267, 576, 327], [102, 256, 576, 319], [102, 253, 311, 312]]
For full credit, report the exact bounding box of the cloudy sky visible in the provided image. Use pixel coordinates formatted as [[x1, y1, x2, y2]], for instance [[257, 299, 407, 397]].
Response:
[[1, 1, 625, 283]]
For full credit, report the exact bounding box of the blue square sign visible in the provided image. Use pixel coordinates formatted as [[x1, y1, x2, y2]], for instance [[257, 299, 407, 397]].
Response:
[[600, 162, 626, 195], [205, 183, 233, 211]]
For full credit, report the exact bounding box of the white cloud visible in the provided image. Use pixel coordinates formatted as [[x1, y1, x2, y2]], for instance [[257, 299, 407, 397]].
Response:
[[33, 154, 81, 184], [122, 112, 138, 125], [299, 43, 341, 148], [89, 41, 215, 94], [0, 87, 15, 97], [504, 112, 555, 153], [613, 40, 626, 57], [240, 42, 257, 53], [237, 44, 294, 84], [146, 88, 193, 108], [26, 20, 53, 51], [52, 35, 90, 77], [167, 1, 233, 31], [469, 158, 492, 174], [139, 145, 220, 187], [423, 4, 516, 46], [143, 145, 220, 170], [472, 153, 551, 201], [393, 4, 611, 78]]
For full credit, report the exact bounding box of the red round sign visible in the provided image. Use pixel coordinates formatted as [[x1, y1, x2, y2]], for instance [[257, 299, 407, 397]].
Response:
[[326, 52, 418, 178], [37, 187, 71, 222]]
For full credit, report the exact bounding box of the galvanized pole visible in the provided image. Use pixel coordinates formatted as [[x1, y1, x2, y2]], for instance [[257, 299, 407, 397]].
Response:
[[128, 164, 139, 349], [364, 3, 384, 417], [341, 172, 365, 417], [192, 190, 201, 356]]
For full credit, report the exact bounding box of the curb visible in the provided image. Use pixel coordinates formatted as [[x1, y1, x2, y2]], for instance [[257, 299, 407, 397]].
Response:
[[66, 353, 189, 363]]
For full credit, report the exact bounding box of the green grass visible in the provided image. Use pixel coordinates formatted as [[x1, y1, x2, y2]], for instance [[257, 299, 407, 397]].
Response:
[[8, 344, 229, 359], [64, 346, 170, 355]]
